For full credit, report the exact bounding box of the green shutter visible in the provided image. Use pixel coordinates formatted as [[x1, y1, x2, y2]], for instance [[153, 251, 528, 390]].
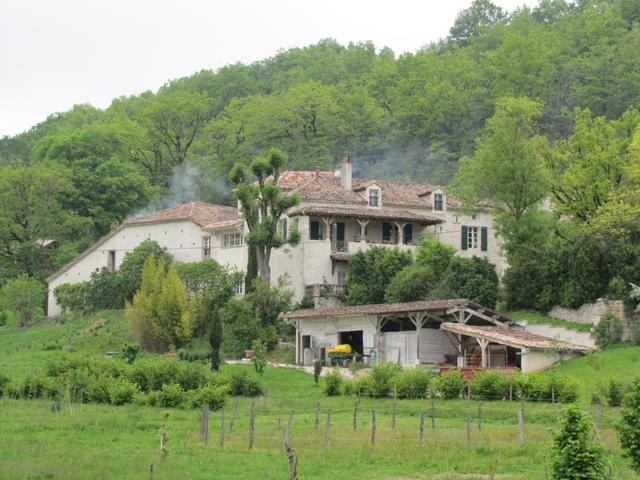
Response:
[[481, 226, 488, 252], [461, 225, 468, 250]]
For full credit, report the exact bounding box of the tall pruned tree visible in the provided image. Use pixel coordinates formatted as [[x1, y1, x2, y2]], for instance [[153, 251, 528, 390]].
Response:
[[229, 148, 300, 286], [448, 0, 506, 46]]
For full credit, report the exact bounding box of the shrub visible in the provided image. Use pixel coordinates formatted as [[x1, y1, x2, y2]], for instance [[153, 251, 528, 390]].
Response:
[[551, 405, 607, 480], [53, 282, 90, 314], [606, 379, 625, 407], [20, 375, 61, 400], [175, 362, 209, 391], [191, 384, 228, 410], [392, 368, 433, 399], [0, 275, 46, 326], [469, 371, 510, 400], [177, 349, 212, 362], [0, 311, 8, 326], [434, 370, 465, 400], [227, 369, 263, 397], [618, 378, 640, 472], [86, 377, 113, 404], [594, 313, 624, 348], [0, 372, 10, 397], [156, 383, 187, 408], [324, 369, 343, 396], [442, 256, 499, 309], [519, 372, 550, 401], [108, 378, 138, 405], [251, 339, 268, 376], [121, 343, 140, 364], [313, 360, 323, 385], [365, 362, 401, 398]]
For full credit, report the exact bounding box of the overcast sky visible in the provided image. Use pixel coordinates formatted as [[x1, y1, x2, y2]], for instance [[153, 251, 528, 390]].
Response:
[[0, 0, 537, 137]]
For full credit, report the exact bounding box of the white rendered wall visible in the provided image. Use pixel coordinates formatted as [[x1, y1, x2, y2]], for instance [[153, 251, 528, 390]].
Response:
[[47, 220, 208, 316]]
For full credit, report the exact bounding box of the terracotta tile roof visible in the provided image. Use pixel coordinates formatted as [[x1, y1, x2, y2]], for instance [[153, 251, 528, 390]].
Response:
[[275, 170, 462, 209], [288, 205, 442, 225], [440, 323, 592, 351], [203, 219, 243, 230], [127, 202, 238, 227], [284, 298, 476, 319]]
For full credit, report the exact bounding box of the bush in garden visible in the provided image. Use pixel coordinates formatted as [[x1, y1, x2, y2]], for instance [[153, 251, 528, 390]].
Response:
[[155, 383, 187, 408], [606, 379, 625, 407], [434, 370, 465, 400], [618, 378, 640, 473], [519, 372, 550, 401], [86, 377, 113, 404], [556, 377, 580, 403], [551, 405, 607, 480], [0, 371, 11, 397], [469, 371, 511, 400], [191, 384, 228, 410], [227, 369, 263, 397], [392, 368, 433, 399], [121, 343, 140, 364], [313, 360, 322, 385], [324, 369, 343, 396], [108, 378, 138, 406], [594, 313, 624, 348], [367, 362, 401, 398], [20, 375, 61, 400], [251, 339, 268, 376]]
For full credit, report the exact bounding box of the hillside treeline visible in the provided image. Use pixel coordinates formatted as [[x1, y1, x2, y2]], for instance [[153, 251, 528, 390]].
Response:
[[1, 0, 639, 289]]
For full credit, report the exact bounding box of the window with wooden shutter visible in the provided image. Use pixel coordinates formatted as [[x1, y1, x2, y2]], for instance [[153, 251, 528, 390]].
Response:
[[461, 225, 468, 250], [481, 226, 488, 252]]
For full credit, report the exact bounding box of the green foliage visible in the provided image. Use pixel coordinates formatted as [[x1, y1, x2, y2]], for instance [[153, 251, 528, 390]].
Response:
[[415, 236, 456, 277], [121, 342, 140, 364], [251, 339, 268, 376], [618, 378, 640, 472], [0, 371, 11, 397], [606, 380, 625, 407], [108, 378, 139, 406], [54, 282, 90, 315], [384, 265, 437, 303], [219, 298, 261, 358], [469, 371, 511, 400], [434, 370, 465, 400], [153, 383, 187, 408], [391, 368, 433, 399], [0, 311, 7, 327], [594, 314, 624, 349], [324, 369, 343, 396], [313, 360, 322, 385], [227, 369, 263, 397], [0, 275, 46, 326], [191, 383, 228, 410], [346, 247, 413, 305], [551, 405, 607, 480], [441, 256, 499, 309]]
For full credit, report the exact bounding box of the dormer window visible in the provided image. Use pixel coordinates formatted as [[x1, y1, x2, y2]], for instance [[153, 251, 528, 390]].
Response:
[[434, 193, 444, 211], [369, 188, 380, 207]]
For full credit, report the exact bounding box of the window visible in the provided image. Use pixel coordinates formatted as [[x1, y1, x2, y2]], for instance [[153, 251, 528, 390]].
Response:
[[310, 220, 324, 240], [382, 222, 393, 242], [337, 270, 347, 286], [434, 193, 444, 211], [223, 232, 243, 248], [466, 226, 479, 249], [368, 188, 380, 207], [403, 224, 413, 244], [107, 250, 116, 272], [202, 237, 211, 259], [234, 279, 244, 296], [277, 218, 288, 238]]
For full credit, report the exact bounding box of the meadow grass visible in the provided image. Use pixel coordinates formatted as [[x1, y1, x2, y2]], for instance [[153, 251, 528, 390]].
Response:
[[1, 311, 639, 479], [504, 310, 592, 332]]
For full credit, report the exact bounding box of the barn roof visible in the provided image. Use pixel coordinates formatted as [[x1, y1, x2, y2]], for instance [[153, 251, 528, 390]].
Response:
[[440, 323, 592, 351], [126, 202, 238, 227]]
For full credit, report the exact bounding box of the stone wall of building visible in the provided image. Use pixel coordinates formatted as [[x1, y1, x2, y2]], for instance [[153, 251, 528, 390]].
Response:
[[548, 299, 638, 340]]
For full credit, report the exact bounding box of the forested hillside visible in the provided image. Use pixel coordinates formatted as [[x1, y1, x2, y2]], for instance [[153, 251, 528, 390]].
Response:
[[1, 0, 640, 292]]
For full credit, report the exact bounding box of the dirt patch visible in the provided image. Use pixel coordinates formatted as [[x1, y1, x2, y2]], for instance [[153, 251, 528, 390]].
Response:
[[80, 318, 106, 335]]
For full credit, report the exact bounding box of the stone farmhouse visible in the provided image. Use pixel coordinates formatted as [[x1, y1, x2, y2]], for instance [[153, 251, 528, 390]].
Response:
[[46, 154, 505, 317]]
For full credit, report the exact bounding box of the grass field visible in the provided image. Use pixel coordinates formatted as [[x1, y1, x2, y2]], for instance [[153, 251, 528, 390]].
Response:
[[504, 310, 592, 332], [1, 311, 639, 479]]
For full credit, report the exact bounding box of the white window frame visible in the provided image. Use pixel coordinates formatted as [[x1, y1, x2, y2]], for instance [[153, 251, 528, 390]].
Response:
[[368, 188, 380, 207], [467, 226, 479, 249], [433, 192, 444, 211], [202, 237, 211, 259], [234, 279, 244, 296], [222, 232, 244, 248]]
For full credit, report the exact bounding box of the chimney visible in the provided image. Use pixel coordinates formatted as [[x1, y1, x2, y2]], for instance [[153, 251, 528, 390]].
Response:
[[340, 152, 352, 189]]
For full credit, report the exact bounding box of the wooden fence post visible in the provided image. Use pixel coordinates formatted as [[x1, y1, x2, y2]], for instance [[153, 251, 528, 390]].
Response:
[[278, 401, 283, 431], [285, 410, 295, 446], [200, 404, 210, 444], [315, 401, 320, 432], [431, 396, 436, 429], [466, 410, 471, 450], [595, 402, 602, 433], [371, 410, 376, 446], [324, 409, 331, 447], [551, 385, 556, 404], [419, 412, 425, 448], [353, 400, 359, 430], [220, 408, 225, 449], [509, 381, 513, 402], [478, 401, 483, 431], [285, 441, 298, 480], [229, 401, 238, 433], [160, 431, 167, 457], [518, 403, 524, 445], [248, 401, 256, 450], [391, 401, 397, 429]]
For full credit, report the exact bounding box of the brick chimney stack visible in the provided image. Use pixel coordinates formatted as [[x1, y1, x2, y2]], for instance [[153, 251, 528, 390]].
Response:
[[340, 152, 352, 190]]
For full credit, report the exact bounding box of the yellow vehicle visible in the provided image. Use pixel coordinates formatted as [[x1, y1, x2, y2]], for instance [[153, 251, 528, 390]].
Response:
[[328, 344, 352, 354]]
